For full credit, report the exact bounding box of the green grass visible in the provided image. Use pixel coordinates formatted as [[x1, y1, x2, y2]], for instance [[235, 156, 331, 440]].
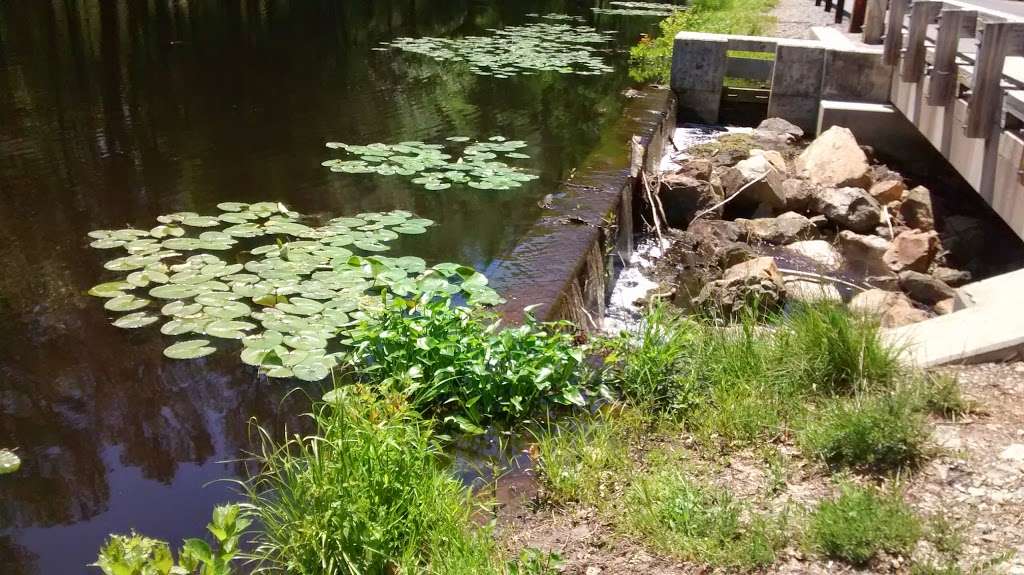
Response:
[[916, 372, 974, 418], [241, 386, 503, 575], [630, 0, 779, 82], [623, 463, 787, 568], [799, 391, 929, 471], [805, 484, 921, 566]]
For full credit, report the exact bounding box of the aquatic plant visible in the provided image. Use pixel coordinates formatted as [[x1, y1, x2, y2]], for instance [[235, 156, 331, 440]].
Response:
[[593, 2, 685, 16], [91, 504, 248, 575], [333, 296, 588, 431], [0, 448, 20, 474], [86, 203, 503, 381], [383, 20, 616, 78], [322, 137, 538, 191]]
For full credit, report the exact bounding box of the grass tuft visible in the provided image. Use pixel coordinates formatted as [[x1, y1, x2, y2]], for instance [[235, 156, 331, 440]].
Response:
[[805, 484, 921, 566]]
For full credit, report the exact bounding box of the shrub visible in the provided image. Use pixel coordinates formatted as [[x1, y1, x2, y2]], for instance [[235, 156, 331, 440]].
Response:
[[624, 465, 785, 568], [342, 296, 588, 432], [799, 392, 929, 471], [806, 484, 921, 566], [241, 387, 502, 575]]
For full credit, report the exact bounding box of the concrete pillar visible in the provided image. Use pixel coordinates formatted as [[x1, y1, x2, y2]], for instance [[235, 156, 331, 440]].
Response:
[[767, 40, 826, 134], [671, 32, 728, 124], [823, 48, 892, 103]]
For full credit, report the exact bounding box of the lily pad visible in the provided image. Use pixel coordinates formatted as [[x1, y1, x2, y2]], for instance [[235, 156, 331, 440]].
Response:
[[0, 449, 20, 475], [163, 339, 217, 359], [113, 312, 159, 329]]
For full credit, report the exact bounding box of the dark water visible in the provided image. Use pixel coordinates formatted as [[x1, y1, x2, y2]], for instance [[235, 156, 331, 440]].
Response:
[[0, 1, 665, 572]]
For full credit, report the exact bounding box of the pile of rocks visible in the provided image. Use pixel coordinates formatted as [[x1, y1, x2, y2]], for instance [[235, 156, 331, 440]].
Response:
[[654, 120, 974, 326]]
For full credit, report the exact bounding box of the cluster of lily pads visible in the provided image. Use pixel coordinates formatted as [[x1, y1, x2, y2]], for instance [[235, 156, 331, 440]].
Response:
[[86, 202, 504, 381], [322, 137, 538, 191], [593, 1, 684, 16], [383, 20, 616, 77]]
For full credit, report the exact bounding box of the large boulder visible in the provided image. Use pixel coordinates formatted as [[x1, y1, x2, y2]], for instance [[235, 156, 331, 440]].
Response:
[[795, 126, 872, 189], [811, 187, 883, 233], [849, 289, 930, 327], [898, 271, 957, 305], [785, 239, 844, 271], [688, 219, 745, 245], [869, 180, 905, 204], [932, 266, 972, 288], [739, 211, 819, 245], [719, 155, 787, 210], [899, 185, 935, 231], [884, 229, 939, 273], [675, 158, 713, 181], [659, 174, 724, 228], [750, 149, 789, 174], [694, 257, 786, 317], [782, 178, 815, 212], [757, 117, 804, 139], [837, 230, 891, 275]]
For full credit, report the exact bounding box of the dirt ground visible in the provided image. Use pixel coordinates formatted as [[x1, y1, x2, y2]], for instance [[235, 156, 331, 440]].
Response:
[[497, 362, 1024, 574]]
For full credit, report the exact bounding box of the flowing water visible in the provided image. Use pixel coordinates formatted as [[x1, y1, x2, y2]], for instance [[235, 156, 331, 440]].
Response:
[[0, 1, 667, 572]]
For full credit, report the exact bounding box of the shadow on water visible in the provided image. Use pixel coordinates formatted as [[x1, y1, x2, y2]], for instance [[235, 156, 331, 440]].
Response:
[[0, 0, 668, 572]]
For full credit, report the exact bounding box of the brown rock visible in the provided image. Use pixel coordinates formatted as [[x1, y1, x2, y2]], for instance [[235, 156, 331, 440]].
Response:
[[898, 270, 957, 305], [719, 241, 757, 268], [837, 230, 891, 275], [695, 257, 787, 317], [782, 178, 815, 212], [899, 185, 935, 231], [719, 155, 787, 210], [740, 211, 820, 245], [849, 289, 930, 327], [933, 266, 972, 288], [884, 229, 939, 273], [659, 174, 724, 228], [750, 149, 788, 174], [869, 180, 905, 204], [676, 158, 713, 181], [934, 298, 956, 315], [796, 126, 872, 189], [688, 219, 744, 245], [811, 187, 882, 233]]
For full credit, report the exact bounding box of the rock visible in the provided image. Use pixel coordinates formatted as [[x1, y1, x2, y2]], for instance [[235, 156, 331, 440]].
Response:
[[740, 211, 819, 245], [933, 266, 972, 287], [688, 219, 744, 245], [898, 270, 957, 305], [719, 155, 787, 210], [869, 180, 905, 204], [659, 174, 724, 228], [999, 444, 1024, 462], [785, 278, 842, 303], [849, 289, 931, 327], [719, 241, 757, 268], [838, 230, 891, 275], [935, 298, 955, 315], [750, 149, 788, 174], [795, 126, 872, 189], [694, 257, 787, 317], [785, 240, 844, 271], [811, 187, 882, 233], [809, 214, 830, 229], [675, 158, 713, 181], [867, 275, 900, 290], [884, 229, 939, 273], [757, 117, 804, 139], [782, 178, 815, 212], [899, 185, 935, 231]]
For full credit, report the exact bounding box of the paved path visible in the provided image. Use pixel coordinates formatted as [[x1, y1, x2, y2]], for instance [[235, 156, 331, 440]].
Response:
[[970, 0, 1024, 16]]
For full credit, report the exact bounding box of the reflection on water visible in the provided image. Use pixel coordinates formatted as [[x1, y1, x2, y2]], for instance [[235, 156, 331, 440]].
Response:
[[0, 0, 662, 572]]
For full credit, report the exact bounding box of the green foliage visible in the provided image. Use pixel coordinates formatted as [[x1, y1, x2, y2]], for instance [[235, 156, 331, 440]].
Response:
[[533, 410, 634, 505], [916, 372, 974, 417], [241, 387, 503, 575], [91, 504, 248, 575], [805, 484, 921, 566], [623, 464, 786, 568], [506, 549, 564, 575], [629, 0, 778, 82], [338, 297, 588, 432], [799, 392, 929, 471]]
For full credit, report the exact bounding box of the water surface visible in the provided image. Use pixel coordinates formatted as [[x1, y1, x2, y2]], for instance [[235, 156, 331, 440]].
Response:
[[0, 1, 664, 572]]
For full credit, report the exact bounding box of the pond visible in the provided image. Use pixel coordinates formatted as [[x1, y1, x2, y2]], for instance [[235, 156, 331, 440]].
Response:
[[0, 1, 668, 572]]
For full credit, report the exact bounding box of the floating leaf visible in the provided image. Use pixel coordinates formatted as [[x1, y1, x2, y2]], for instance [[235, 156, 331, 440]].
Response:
[[89, 281, 132, 298], [113, 312, 159, 329], [0, 449, 20, 475], [164, 339, 216, 359], [105, 294, 150, 312]]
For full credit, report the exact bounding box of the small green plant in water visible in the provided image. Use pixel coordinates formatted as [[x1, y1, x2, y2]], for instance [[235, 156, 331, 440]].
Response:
[[92, 504, 248, 575], [335, 296, 588, 432]]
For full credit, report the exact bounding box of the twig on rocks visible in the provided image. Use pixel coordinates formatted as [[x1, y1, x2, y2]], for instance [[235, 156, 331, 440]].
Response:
[[688, 173, 767, 228], [778, 268, 870, 292], [641, 170, 666, 245]]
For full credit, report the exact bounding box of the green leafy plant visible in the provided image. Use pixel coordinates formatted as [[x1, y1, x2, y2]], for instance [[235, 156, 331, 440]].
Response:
[[506, 549, 564, 575], [805, 484, 921, 566], [240, 387, 503, 575], [91, 504, 248, 575], [336, 296, 588, 431]]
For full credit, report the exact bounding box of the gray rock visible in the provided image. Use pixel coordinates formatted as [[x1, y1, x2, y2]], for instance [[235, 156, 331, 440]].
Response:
[[837, 230, 891, 275], [869, 180, 905, 204], [785, 278, 842, 304], [675, 158, 713, 181], [757, 117, 804, 139], [782, 178, 815, 212], [718, 241, 757, 268], [659, 174, 724, 229], [694, 257, 787, 317], [719, 155, 787, 210], [812, 187, 882, 233], [899, 185, 935, 231], [796, 126, 872, 189], [933, 266, 973, 288], [898, 270, 957, 305], [785, 239, 844, 271], [688, 219, 745, 245], [740, 211, 819, 245], [849, 289, 930, 327]]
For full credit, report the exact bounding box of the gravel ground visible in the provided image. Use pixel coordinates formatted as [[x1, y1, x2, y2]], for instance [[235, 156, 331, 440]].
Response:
[[771, 0, 846, 39]]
